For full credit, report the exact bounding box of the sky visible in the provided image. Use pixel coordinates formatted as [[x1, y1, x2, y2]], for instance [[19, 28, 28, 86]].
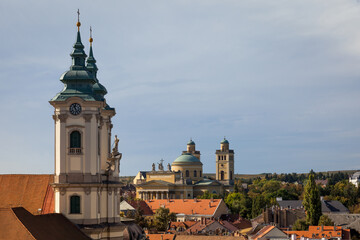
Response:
[[0, 0, 360, 176]]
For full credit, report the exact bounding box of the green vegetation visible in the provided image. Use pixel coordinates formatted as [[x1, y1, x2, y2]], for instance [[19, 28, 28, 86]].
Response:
[[292, 219, 309, 230], [152, 208, 176, 231], [223, 169, 360, 224], [197, 191, 221, 199], [318, 215, 334, 226], [303, 173, 322, 225]]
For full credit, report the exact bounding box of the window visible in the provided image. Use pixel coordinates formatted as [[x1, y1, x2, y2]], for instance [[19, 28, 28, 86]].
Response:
[[200, 171, 202, 177], [218, 156, 220, 161], [224, 156, 226, 160], [70, 195, 80, 214], [194, 170, 197, 177], [220, 171, 224, 180], [186, 170, 189, 177], [230, 171, 233, 180], [70, 131, 81, 148], [70, 131, 81, 154]]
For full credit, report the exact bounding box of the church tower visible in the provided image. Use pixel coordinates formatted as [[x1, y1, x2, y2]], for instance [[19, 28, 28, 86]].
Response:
[[215, 138, 234, 185], [49, 13, 123, 238]]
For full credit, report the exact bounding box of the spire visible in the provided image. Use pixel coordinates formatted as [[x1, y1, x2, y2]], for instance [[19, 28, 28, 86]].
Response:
[[86, 26, 98, 76], [86, 27, 108, 99], [70, 9, 87, 70]]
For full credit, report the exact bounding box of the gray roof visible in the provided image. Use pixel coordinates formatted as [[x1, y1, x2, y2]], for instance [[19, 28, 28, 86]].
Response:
[[277, 200, 349, 213], [322, 200, 349, 213], [277, 200, 303, 209], [350, 171, 360, 179]]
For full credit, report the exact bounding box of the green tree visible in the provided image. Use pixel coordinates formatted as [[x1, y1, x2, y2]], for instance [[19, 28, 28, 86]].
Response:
[[225, 192, 251, 218], [153, 208, 176, 231], [318, 215, 334, 226], [197, 191, 221, 199], [292, 219, 309, 230], [303, 173, 322, 225], [134, 206, 148, 229], [251, 195, 266, 218]]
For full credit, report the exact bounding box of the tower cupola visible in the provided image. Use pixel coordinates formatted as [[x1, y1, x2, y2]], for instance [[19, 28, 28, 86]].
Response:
[[51, 10, 97, 102]]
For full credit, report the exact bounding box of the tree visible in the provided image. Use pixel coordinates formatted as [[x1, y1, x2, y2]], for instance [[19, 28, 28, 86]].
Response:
[[251, 195, 266, 218], [318, 215, 334, 226], [153, 208, 176, 231], [198, 191, 221, 199], [303, 173, 322, 225], [225, 192, 251, 218], [134, 205, 148, 229], [292, 219, 309, 230]]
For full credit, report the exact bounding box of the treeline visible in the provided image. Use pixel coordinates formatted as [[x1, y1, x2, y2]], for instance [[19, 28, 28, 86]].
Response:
[[198, 170, 360, 220]]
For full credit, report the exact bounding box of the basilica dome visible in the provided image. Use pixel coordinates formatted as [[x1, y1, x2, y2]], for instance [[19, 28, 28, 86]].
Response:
[[172, 153, 202, 165]]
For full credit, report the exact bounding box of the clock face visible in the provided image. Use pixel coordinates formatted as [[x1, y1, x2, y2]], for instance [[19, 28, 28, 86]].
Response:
[[69, 103, 82, 115]]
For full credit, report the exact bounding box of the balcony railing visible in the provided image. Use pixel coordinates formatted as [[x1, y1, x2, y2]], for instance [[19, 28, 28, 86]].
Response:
[[69, 148, 82, 154]]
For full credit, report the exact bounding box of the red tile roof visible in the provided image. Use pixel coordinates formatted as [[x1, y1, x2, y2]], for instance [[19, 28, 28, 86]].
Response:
[[146, 233, 175, 240], [146, 199, 223, 216], [186, 219, 216, 233], [220, 220, 239, 232], [0, 207, 90, 240], [285, 226, 351, 240], [251, 225, 275, 240], [175, 236, 245, 240], [0, 174, 54, 215], [169, 221, 197, 229], [128, 200, 154, 215], [0, 208, 35, 240]]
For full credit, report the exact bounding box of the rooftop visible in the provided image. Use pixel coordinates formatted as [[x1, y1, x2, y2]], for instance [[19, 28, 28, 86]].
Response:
[[0, 174, 54, 215], [145, 199, 223, 216]]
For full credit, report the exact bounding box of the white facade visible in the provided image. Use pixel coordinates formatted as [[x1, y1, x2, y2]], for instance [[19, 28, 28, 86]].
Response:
[[50, 96, 122, 225], [349, 172, 360, 187]]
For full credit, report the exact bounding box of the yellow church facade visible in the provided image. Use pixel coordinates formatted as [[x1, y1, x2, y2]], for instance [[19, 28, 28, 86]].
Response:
[[134, 139, 234, 200]]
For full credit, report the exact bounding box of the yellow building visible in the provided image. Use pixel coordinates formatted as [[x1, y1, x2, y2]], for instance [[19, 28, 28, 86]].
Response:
[[134, 139, 234, 200]]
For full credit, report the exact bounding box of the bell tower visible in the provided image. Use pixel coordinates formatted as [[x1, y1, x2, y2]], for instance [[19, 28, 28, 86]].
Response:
[[49, 12, 123, 237], [215, 138, 234, 185]]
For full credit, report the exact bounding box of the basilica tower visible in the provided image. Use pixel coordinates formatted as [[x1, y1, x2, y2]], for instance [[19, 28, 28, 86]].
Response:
[[49, 14, 123, 238], [215, 138, 234, 185]]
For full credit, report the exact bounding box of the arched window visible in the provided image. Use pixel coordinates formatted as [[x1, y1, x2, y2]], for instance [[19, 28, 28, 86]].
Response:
[[230, 171, 233, 180], [220, 171, 224, 181], [194, 170, 197, 177], [70, 195, 80, 214], [224, 156, 226, 160], [218, 156, 220, 161], [70, 131, 81, 154], [186, 170, 189, 178]]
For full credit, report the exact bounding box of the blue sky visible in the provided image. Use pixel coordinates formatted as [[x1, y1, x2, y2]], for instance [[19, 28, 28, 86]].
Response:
[[1, 0, 360, 176]]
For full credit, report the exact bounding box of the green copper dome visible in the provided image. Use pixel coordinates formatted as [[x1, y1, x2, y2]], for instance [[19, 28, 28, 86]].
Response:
[[221, 138, 229, 144], [172, 153, 202, 165], [187, 139, 195, 145]]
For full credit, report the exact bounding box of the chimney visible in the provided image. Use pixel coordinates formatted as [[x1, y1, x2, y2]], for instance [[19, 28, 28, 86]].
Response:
[[209, 202, 211, 208], [194, 198, 197, 202]]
